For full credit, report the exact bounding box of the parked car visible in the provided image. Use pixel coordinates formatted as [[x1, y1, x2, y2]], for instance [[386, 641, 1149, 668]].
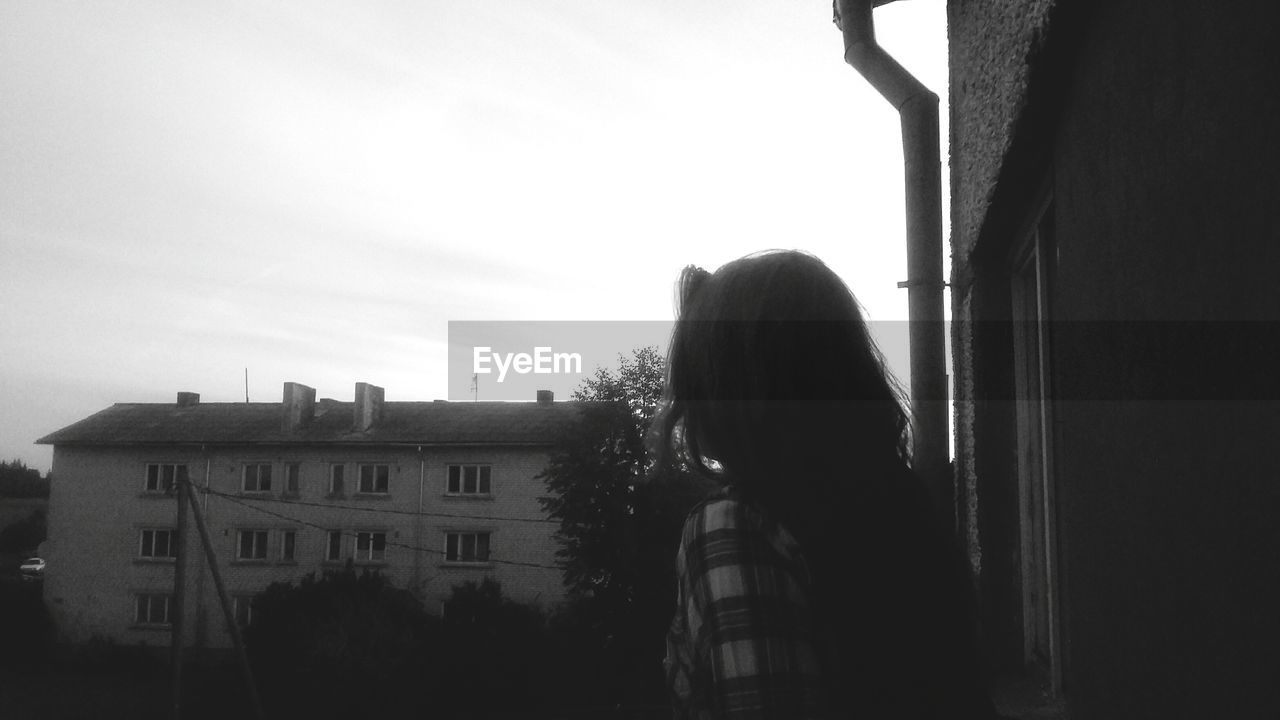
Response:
[[19, 557, 45, 578]]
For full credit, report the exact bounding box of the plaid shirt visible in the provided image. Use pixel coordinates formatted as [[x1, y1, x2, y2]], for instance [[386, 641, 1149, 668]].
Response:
[[666, 495, 827, 719]]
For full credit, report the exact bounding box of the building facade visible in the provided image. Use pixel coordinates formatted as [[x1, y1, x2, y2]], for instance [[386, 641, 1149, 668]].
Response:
[[949, 1, 1280, 717], [38, 382, 582, 649]]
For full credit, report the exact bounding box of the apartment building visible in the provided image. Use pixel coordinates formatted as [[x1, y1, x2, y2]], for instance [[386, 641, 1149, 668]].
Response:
[[37, 381, 583, 649]]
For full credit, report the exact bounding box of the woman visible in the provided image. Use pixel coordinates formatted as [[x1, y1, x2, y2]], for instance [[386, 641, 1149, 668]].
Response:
[[658, 251, 995, 719]]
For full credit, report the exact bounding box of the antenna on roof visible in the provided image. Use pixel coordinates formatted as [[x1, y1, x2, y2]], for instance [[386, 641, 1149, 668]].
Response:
[[244, 368, 250, 403]]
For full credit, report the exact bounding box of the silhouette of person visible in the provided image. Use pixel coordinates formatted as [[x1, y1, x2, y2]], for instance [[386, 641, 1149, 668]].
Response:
[[657, 250, 997, 719]]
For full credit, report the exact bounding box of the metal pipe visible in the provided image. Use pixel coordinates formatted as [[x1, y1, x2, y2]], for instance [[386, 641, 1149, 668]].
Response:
[[835, 0, 951, 524]]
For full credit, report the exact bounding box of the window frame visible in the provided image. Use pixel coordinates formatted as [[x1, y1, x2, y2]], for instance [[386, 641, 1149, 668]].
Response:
[[235, 529, 270, 562], [232, 594, 258, 629], [143, 463, 183, 495], [328, 464, 346, 497], [443, 530, 492, 564], [324, 530, 344, 562], [354, 530, 388, 563], [134, 593, 174, 627], [242, 463, 273, 493], [138, 528, 177, 561], [356, 463, 391, 495], [283, 462, 301, 495], [279, 529, 297, 562], [445, 464, 493, 496]]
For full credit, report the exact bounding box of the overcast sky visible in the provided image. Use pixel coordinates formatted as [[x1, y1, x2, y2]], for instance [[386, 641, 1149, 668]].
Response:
[[0, 0, 948, 473]]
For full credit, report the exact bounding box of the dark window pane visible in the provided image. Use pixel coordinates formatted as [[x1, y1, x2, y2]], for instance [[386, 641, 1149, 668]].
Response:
[[376, 465, 389, 492], [479, 467, 491, 494], [461, 534, 476, 561], [140, 531, 153, 557], [147, 465, 159, 491], [255, 532, 268, 558], [155, 531, 170, 558], [286, 464, 300, 492], [240, 532, 253, 558], [446, 534, 458, 561], [476, 533, 490, 561], [283, 532, 295, 560], [448, 465, 460, 493], [259, 465, 271, 491], [463, 466, 477, 494]]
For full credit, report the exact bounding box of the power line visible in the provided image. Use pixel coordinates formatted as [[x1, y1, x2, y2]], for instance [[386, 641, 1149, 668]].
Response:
[[209, 489, 563, 572], [203, 487, 558, 525]]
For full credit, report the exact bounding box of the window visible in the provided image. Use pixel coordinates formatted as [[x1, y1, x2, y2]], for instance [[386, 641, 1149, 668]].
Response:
[[358, 464, 390, 494], [243, 463, 272, 492], [284, 463, 301, 494], [355, 531, 387, 562], [135, 593, 173, 626], [325, 530, 343, 561], [233, 595, 257, 628], [446, 465, 492, 495], [280, 530, 296, 561], [144, 463, 184, 494], [1010, 195, 1063, 693], [445, 532, 490, 563], [329, 465, 345, 496], [139, 529, 176, 559], [237, 530, 269, 560]]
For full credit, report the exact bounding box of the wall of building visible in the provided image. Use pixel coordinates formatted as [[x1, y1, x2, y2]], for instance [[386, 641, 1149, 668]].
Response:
[[950, 1, 1280, 717], [45, 443, 565, 649]]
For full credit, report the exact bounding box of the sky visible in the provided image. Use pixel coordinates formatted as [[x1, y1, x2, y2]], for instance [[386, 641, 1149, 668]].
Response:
[[0, 0, 949, 474]]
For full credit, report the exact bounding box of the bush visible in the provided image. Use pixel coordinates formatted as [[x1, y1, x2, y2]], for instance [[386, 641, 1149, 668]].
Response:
[[0, 578, 54, 670], [0, 509, 47, 554], [245, 566, 439, 718]]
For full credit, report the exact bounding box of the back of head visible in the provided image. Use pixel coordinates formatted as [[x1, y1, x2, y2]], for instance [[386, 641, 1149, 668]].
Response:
[[658, 250, 991, 717], [658, 249, 911, 526]]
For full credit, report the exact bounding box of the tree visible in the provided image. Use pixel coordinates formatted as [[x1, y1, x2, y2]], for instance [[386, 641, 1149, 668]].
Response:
[[0, 459, 49, 498], [538, 346, 716, 705], [246, 567, 439, 718]]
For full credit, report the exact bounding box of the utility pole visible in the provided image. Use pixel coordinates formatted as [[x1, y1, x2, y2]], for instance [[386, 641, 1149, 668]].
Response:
[[180, 472, 266, 720], [170, 464, 189, 720]]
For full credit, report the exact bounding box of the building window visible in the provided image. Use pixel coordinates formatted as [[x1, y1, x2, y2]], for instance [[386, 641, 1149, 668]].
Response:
[[329, 465, 345, 496], [446, 465, 491, 495], [445, 532, 490, 563], [139, 529, 177, 559], [284, 463, 301, 494], [237, 530, 269, 560], [233, 595, 257, 628], [355, 531, 387, 562], [135, 593, 173, 626], [325, 530, 343, 561], [243, 463, 272, 493], [280, 530, 296, 561], [358, 464, 390, 494], [144, 463, 184, 494]]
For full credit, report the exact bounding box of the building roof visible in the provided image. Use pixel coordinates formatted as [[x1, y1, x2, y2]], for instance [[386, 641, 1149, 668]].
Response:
[[36, 399, 594, 447]]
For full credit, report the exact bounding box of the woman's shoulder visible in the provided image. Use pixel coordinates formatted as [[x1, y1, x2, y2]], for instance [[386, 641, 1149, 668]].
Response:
[[680, 489, 802, 560], [681, 489, 766, 536]]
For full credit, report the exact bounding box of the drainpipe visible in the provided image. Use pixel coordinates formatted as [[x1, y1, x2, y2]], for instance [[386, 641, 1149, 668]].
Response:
[[834, 0, 951, 526]]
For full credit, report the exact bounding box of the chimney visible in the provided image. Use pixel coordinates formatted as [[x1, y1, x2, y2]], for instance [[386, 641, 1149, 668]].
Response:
[[176, 392, 200, 407], [354, 382, 385, 431], [282, 382, 316, 431], [536, 390, 554, 405]]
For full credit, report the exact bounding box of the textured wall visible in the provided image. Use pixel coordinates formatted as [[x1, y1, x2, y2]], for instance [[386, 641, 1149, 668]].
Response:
[[949, 0, 1280, 717], [947, 0, 1056, 265], [44, 443, 565, 648]]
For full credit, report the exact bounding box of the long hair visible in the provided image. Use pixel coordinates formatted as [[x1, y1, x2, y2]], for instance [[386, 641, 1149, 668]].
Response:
[[656, 250, 913, 535], [656, 250, 990, 717]]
